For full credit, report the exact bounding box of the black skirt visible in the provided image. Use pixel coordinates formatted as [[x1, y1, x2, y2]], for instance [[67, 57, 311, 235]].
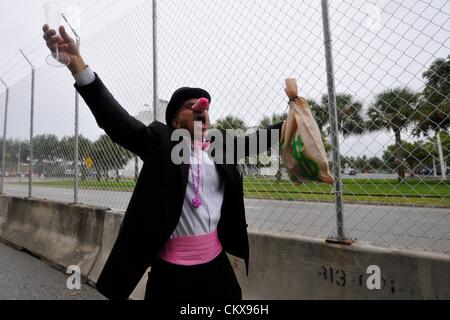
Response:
[[145, 250, 242, 302]]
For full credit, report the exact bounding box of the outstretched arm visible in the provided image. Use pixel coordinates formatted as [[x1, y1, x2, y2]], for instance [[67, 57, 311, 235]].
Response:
[[42, 24, 158, 160], [75, 74, 159, 160]]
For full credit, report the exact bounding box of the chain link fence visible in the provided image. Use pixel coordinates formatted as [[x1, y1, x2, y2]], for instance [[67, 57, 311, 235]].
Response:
[[0, 0, 449, 254]]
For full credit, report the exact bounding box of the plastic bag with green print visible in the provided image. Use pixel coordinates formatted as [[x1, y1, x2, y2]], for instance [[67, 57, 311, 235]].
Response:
[[280, 79, 334, 185]]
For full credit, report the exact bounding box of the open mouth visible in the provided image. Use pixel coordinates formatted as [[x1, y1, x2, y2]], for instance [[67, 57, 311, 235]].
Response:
[[194, 114, 207, 124]]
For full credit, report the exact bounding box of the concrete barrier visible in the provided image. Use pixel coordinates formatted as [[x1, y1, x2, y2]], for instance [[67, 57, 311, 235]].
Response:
[[87, 209, 123, 284], [85, 208, 149, 300], [0, 195, 104, 278], [232, 231, 450, 299], [0, 195, 12, 233], [1, 194, 449, 299]]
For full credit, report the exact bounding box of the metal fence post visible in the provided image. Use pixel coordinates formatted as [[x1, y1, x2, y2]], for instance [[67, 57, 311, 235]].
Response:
[[17, 140, 21, 180], [0, 77, 9, 194], [152, 0, 159, 121], [436, 130, 447, 180], [321, 0, 349, 243], [19, 49, 35, 199], [63, 13, 81, 204]]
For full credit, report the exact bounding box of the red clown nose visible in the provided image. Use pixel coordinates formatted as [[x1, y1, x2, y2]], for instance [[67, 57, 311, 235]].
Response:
[[191, 98, 210, 112]]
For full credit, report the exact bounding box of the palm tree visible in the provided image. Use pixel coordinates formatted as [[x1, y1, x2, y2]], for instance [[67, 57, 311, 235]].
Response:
[[259, 113, 288, 130], [308, 98, 333, 154], [214, 116, 247, 131], [414, 55, 450, 180], [367, 88, 418, 182], [308, 99, 329, 133], [321, 94, 365, 137], [415, 55, 450, 134]]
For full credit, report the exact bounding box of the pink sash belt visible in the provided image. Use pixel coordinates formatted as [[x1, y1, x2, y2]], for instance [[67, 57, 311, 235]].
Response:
[[158, 230, 223, 266]]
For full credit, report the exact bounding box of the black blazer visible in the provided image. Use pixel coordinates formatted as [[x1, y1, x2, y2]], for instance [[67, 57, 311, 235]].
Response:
[[75, 74, 283, 300]]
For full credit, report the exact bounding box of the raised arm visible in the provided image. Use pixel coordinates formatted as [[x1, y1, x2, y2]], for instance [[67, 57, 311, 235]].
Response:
[[75, 74, 159, 160], [42, 24, 158, 160]]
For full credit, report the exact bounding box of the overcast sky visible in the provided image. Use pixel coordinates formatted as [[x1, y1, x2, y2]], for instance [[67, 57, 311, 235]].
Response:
[[0, 0, 449, 158], [0, 0, 141, 65]]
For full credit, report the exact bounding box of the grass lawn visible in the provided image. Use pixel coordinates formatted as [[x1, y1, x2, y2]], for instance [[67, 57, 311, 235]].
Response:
[[14, 177, 450, 206], [243, 177, 450, 206]]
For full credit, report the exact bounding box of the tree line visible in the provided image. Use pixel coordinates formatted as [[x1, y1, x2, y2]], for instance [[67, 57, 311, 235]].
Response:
[[214, 55, 450, 182], [1, 56, 448, 182], [0, 134, 132, 181]]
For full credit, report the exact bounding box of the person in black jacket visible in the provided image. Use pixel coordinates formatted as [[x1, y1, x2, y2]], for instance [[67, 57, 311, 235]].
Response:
[[43, 24, 283, 301]]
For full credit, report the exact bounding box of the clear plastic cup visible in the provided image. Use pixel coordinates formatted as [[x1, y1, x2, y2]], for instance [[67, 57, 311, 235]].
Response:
[[44, 2, 70, 67]]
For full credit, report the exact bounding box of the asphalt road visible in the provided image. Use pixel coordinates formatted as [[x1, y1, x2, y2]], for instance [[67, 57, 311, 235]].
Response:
[[0, 242, 105, 300], [4, 182, 450, 254]]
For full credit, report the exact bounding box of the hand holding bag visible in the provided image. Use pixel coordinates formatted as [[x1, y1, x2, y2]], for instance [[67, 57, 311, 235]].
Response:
[[281, 79, 334, 185]]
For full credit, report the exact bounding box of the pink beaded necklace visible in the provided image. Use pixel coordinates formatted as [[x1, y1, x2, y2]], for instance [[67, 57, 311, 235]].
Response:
[[189, 97, 211, 209], [190, 141, 211, 209]]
